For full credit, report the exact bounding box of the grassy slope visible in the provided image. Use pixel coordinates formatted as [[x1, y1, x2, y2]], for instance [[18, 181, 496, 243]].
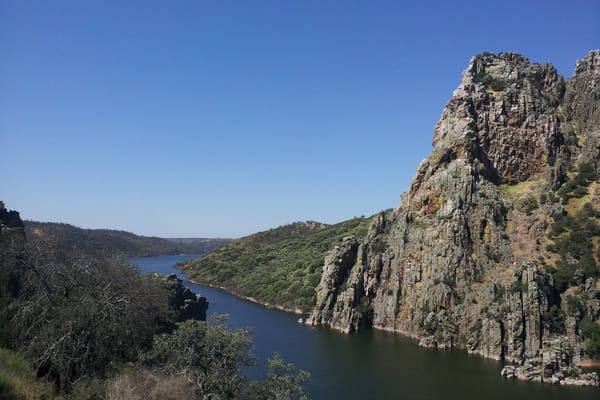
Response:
[[180, 217, 373, 313], [0, 348, 55, 400]]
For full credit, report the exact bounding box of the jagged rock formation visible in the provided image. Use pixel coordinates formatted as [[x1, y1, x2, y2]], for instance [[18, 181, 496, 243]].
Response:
[[307, 51, 600, 386], [164, 273, 208, 322]]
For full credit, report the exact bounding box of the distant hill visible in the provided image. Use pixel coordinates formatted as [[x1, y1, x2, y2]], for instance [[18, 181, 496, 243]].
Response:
[[179, 217, 374, 313], [24, 221, 229, 260]]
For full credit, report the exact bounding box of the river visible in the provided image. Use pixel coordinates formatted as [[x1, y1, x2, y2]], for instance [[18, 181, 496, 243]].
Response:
[[129, 254, 599, 400]]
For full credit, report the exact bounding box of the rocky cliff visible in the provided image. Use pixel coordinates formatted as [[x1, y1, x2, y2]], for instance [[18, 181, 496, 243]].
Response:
[[307, 51, 600, 386], [163, 273, 209, 323]]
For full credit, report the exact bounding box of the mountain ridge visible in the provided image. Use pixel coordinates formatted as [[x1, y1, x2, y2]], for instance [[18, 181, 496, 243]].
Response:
[[24, 220, 230, 260]]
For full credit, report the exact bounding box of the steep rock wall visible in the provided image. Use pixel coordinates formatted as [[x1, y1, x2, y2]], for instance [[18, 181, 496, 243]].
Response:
[[307, 51, 600, 386]]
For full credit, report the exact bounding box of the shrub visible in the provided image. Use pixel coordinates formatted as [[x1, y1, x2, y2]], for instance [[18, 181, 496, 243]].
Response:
[[510, 280, 528, 293], [567, 296, 586, 316], [107, 368, 194, 400], [473, 71, 515, 91], [142, 316, 311, 400], [579, 318, 600, 358], [245, 354, 311, 400], [548, 201, 600, 292], [543, 305, 566, 334], [494, 286, 506, 303], [0, 348, 54, 400]]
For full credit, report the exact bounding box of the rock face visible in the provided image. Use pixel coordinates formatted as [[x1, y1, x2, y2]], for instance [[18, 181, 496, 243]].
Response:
[[164, 274, 209, 322], [307, 51, 600, 386]]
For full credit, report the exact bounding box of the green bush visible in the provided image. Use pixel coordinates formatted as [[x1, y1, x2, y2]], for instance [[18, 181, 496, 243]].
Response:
[[543, 305, 565, 334], [509, 280, 528, 294], [552, 261, 575, 293], [548, 202, 600, 292], [472, 71, 515, 91], [142, 317, 311, 400], [579, 318, 600, 358], [557, 162, 598, 201]]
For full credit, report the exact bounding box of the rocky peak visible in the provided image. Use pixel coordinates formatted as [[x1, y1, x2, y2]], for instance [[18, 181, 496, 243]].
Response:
[[0, 202, 25, 231], [564, 50, 600, 170], [308, 51, 600, 386], [574, 50, 600, 77], [433, 52, 564, 185]]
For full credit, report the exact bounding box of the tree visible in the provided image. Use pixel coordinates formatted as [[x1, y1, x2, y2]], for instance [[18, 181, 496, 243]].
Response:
[[142, 317, 255, 400], [9, 243, 172, 392], [142, 317, 312, 400], [246, 354, 311, 400]]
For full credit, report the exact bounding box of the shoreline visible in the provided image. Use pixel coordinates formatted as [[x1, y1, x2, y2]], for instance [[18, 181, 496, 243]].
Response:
[[184, 276, 308, 316], [179, 268, 599, 386]]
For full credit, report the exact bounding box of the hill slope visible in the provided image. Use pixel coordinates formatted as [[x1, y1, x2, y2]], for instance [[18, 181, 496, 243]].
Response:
[[180, 217, 374, 312], [25, 221, 229, 260], [307, 51, 600, 386]]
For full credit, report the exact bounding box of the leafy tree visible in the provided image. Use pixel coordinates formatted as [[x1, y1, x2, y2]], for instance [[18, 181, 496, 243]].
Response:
[[245, 354, 310, 400], [142, 317, 255, 399], [142, 317, 312, 400]]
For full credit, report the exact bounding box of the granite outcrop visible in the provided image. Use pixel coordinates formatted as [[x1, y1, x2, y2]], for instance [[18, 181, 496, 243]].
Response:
[[307, 51, 600, 386]]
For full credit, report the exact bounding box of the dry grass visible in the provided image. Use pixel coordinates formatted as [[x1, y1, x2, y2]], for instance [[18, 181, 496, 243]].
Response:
[[0, 348, 55, 400], [107, 368, 194, 400], [500, 178, 540, 196]]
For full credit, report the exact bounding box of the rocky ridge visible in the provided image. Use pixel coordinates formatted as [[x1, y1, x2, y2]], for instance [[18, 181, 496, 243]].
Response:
[[307, 51, 600, 386]]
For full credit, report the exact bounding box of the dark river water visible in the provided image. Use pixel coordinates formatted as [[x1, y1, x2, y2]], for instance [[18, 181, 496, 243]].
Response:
[[129, 254, 599, 400]]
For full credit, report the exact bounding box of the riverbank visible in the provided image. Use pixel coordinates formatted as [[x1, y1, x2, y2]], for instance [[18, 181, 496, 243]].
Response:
[[185, 276, 308, 316], [133, 255, 600, 399], [186, 273, 600, 387]]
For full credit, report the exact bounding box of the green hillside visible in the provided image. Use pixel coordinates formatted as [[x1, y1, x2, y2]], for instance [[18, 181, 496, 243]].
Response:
[[25, 221, 229, 260], [180, 216, 374, 312]]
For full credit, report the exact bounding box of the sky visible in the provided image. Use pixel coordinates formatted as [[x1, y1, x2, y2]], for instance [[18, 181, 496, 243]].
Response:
[[1, 1, 599, 238]]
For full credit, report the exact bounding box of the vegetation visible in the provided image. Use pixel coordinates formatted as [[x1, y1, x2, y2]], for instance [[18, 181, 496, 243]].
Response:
[[472, 70, 516, 91], [542, 305, 566, 334], [546, 163, 600, 293], [0, 348, 55, 400], [1, 202, 312, 399], [181, 217, 373, 312], [106, 368, 195, 400], [579, 318, 600, 358], [1, 228, 175, 393], [141, 317, 310, 400], [24, 220, 229, 260], [556, 162, 597, 202]]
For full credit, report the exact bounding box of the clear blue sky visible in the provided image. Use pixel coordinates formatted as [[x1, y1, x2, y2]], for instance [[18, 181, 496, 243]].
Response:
[[1, 1, 598, 238]]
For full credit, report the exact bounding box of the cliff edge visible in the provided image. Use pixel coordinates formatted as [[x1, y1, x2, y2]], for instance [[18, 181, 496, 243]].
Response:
[[307, 51, 600, 386]]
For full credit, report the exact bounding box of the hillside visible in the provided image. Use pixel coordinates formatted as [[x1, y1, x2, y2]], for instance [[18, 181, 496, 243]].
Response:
[[180, 217, 374, 312], [25, 221, 229, 260], [307, 51, 600, 386], [2, 203, 309, 399]]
